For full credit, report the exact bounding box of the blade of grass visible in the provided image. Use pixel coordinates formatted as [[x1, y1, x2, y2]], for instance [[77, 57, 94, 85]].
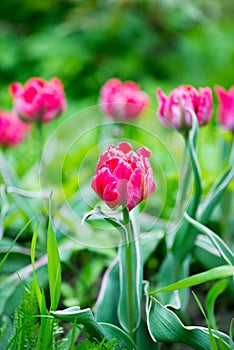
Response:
[[31, 224, 42, 311], [230, 318, 234, 350], [148, 265, 234, 294], [185, 213, 234, 267], [192, 291, 218, 350], [206, 279, 228, 330], [47, 219, 61, 311], [0, 218, 34, 271]]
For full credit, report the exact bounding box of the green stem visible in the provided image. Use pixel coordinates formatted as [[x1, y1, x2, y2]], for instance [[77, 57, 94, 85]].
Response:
[[175, 134, 191, 220], [122, 206, 136, 344], [229, 133, 234, 166], [172, 124, 202, 261], [220, 133, 234, 237], [36, 121, 43, 162]]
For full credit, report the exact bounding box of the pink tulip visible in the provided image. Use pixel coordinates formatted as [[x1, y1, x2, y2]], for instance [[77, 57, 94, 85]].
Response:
[[91, 142, 155, 211], [157, 85, 213, 131], [9, 77, 66, 123], [100, 78, 150, 121], [0, 110, 32, 147], [215, 85, 234, 132]]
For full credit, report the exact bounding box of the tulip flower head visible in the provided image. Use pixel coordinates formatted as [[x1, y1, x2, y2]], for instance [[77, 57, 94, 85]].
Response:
[[100, 78, 150, 121], [215, 85, 234, 132], [0, 110, 32, 147], [9, 77, 66, 123], [91, 142, 155, 211], [157, 85, 213, 131]]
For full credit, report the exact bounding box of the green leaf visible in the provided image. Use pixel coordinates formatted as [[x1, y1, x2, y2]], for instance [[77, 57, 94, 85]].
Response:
[[147, 297, 230, 350], [192, 292, 219, 350], [95, 258, 120, 326], [82, 206, 127, 237], [31, 224, 39, 270], [0, 279, 18, 315], [186, 108, 202, 217], [194, 234, 229, 270], [0, 185, 9, 239], [0, 151, 41, 221], [31, 224, 42, 311], [95, 230, 162, 326], [47, 220, 61, 311], [149, 265, 234, 294], [185, 213, 234, 266], [52, 306, 136, 350], [198, 157, 234, 224], [155, 252, 190, 308], [0, 218, 33, 271], [230, 318, 234, 350], [51, 306, 105, 342], [99, 323, 136, 350], [206, 279, 228, 330], [141, 229, 164, 264], [0, 315, 13, 350], [136, 281, 160, 350]]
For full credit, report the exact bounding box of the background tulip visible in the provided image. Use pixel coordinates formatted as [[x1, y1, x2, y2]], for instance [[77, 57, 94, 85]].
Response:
[[100, 78, 150, 121], [91, 142, 155, 211], [215, 85, 234, 132], [9, 77, 66, 123], [157, 85, 213, 131], [0, 110, 32, 147]]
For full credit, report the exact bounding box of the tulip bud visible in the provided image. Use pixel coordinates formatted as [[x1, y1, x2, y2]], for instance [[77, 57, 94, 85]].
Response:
[[91, 142, 155, 211], [215, 85, 234, 132], [9, 77, 66, 123], [157, 85, 212, 131], [100, 78, 150, 121], [0, 110, 32, 147]]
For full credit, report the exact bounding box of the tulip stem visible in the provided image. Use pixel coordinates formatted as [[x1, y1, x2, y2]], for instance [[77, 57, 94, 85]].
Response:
[[229, 133, 234, 165], [36, 121, 44, 162], [176, 133, 191, 220], [122, 206, 136, 344]]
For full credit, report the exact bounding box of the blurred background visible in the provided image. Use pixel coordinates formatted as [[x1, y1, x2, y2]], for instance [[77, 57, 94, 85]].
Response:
[[1, 0, 234, 111]]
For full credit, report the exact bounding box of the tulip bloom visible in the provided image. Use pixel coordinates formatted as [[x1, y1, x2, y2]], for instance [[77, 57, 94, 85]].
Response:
[[91, 142, 155, 211], [0, 110, 32, 147], [157, 85, 213, 131], [9, 77, 66, 123], [215, 85, 234, 132], [100, 78, 150, 121]]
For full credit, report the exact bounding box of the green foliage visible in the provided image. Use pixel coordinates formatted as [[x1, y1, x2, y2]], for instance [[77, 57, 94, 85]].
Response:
[[206, 280, 228, 330], [76, 338, 117, 350], [147, 297, 230, 350], [0, 1, 234, 349], [51, 306, 136, 349], [192, 292, 220, 350], [7, 282, 39, 350]]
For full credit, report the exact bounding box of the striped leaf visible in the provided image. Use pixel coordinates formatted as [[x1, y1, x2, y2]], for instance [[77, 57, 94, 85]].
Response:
[[147, 297, 230, 350]]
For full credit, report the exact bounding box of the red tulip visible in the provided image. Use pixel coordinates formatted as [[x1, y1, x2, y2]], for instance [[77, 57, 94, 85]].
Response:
[[91, 142, 155, 211], [157, 85, 212, 131], [0, 110, 32, 147], [9, 77, 66, 123], [100, 78, 150, 121], [215, 85, 234, 132]]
